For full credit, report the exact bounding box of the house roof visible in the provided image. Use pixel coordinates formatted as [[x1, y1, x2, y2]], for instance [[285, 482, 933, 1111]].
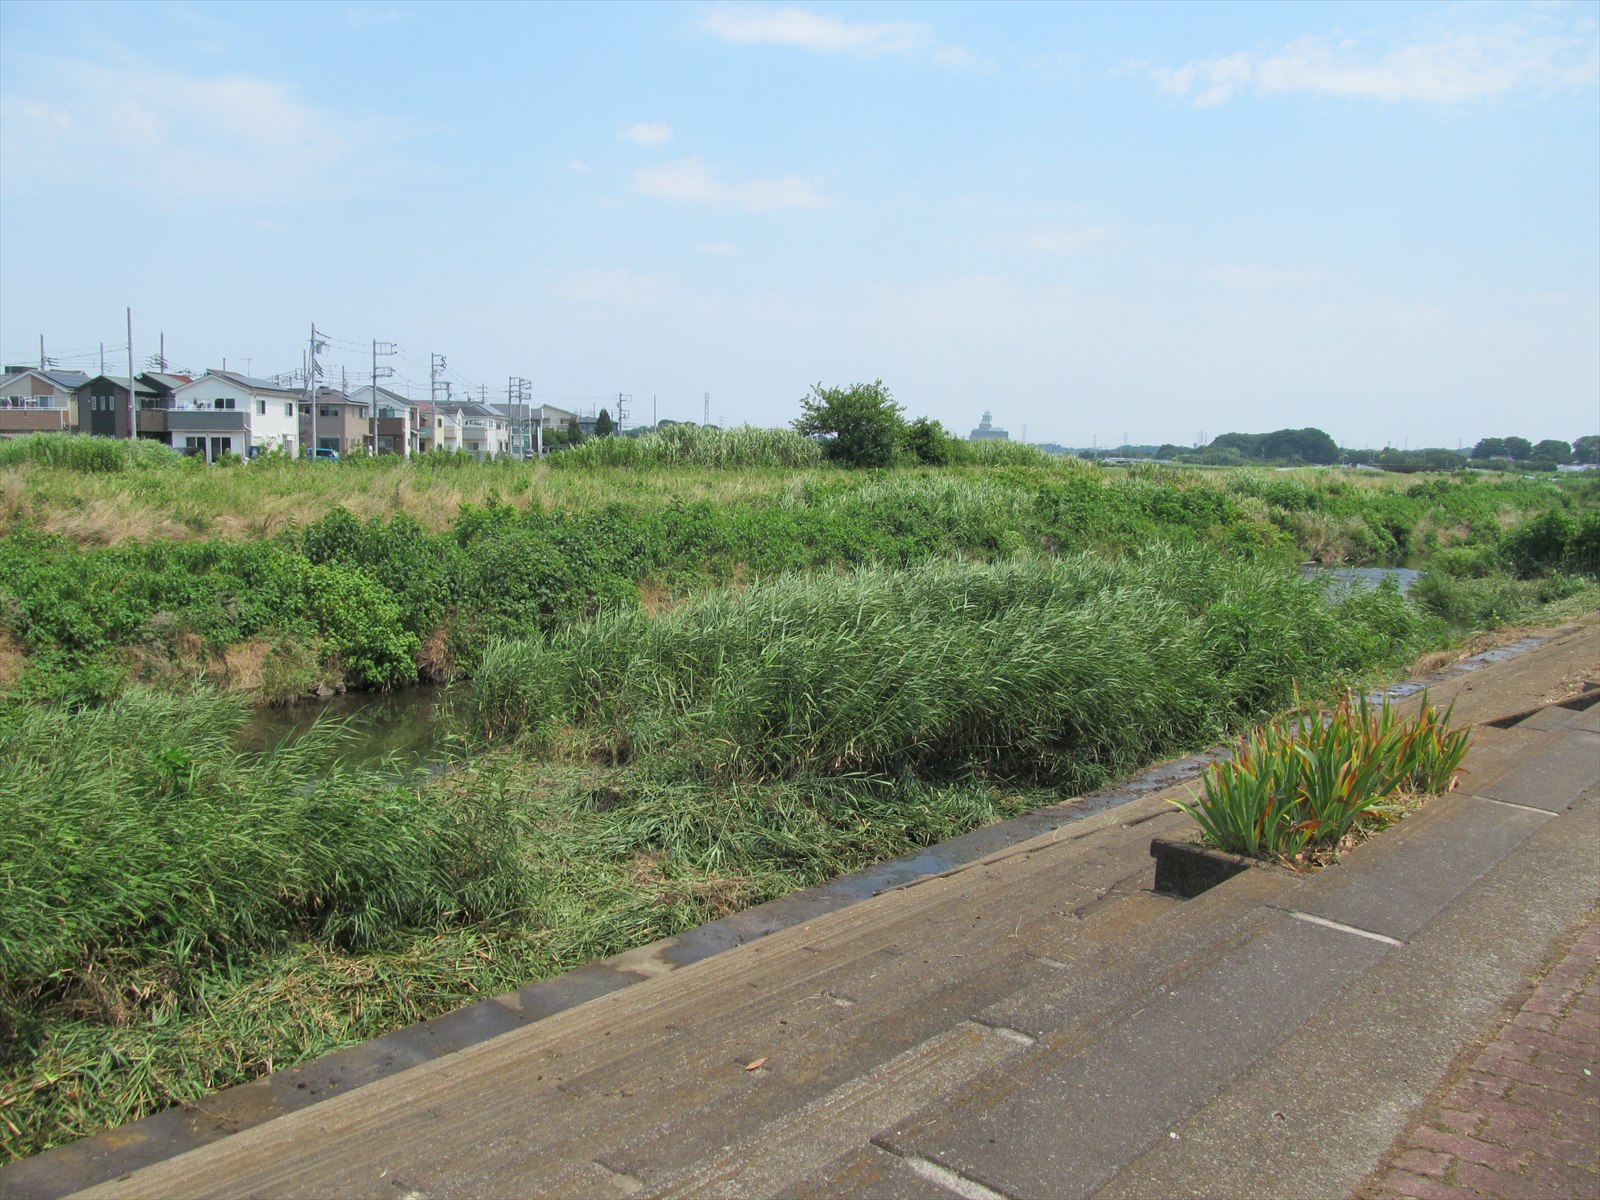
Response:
[[1, 368, 92, 391], [200, 369, 304, 397], [79, 374, 170, 397], [437, 401, 503, 419], [348, 384, 414, 407]]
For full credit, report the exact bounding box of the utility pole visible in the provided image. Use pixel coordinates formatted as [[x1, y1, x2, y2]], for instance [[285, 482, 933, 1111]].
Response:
[[39, 335, 44, 370], [507, 376, 530, 456], [306, 325, 326, 458], [431, 353, 448, 408], [614, 392, 629, 437], [100, 343, 105, 374], [703, 391, 710, 427], [125, 308, 136, 441], [371, 340, 397, 455]]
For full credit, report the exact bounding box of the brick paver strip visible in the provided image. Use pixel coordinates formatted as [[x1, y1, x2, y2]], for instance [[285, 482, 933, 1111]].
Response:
[[1359, 910, 1600, 1199]]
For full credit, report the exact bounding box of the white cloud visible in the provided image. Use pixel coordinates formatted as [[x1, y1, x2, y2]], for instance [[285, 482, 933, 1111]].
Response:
[[1027, 225, 1116, 253], [631, 156, 828, 212], [621, 121, 673, 147], [1, 57, 393, 197], [700, 6, 972, 64], [696, 241, 740, 256], [567, 158, 594, 173], [1148, 17, 1599, 106]]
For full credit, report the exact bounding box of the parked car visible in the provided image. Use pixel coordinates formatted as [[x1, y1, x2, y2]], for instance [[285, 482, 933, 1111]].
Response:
[[306, 447, 340, 462]]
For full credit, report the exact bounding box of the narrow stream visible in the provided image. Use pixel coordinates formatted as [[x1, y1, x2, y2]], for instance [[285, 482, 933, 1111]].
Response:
[[239, 685, 471, 769], [1300, 564, 1420, 595]]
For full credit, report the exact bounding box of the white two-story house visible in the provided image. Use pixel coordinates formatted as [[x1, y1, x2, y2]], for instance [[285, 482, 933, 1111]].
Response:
[[436, 401, 508, 458], [168, 371, 301, 461]]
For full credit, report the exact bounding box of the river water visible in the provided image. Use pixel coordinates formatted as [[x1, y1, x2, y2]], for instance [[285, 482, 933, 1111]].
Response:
[[1300, 564, 1421, 595], [239, 685, 471, 769]]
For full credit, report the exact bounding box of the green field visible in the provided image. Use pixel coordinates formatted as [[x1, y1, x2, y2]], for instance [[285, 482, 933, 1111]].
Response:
[[2, 431, 1597, 1160]]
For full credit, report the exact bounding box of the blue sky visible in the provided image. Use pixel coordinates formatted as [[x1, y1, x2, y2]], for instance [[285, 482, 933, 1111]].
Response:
[[1, 0, 1595, 449]]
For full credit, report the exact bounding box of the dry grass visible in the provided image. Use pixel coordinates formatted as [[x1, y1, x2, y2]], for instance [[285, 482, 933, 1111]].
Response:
[[219, 640, 274, 693], [0, 631, 27, 694]]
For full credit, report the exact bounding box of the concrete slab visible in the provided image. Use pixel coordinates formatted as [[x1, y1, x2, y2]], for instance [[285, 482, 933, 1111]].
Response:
[[1460, 727, 1598, 812], [878, 915, 1389, 1200], [1290, 794, 1552, 942], [977, 867, 1300, 1041], [786, 1144, 975, 1200], [1093, 792, 1600, 1200], [644, 1022, 1028, 1198], [1515, 697, 1600, 733]]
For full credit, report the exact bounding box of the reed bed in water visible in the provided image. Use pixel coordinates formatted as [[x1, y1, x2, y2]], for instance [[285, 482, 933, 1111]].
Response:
[[472, 547, 1422, 792]]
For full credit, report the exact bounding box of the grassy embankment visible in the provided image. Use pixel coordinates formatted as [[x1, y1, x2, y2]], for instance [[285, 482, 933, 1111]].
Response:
[[1, 429, 1597, 1159]]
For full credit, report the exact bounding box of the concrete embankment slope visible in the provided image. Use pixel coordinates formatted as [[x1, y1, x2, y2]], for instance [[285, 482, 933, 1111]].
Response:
[[29, 622, 1600, 1200]]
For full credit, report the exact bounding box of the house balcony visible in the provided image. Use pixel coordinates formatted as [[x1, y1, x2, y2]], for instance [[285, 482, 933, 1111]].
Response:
[[0, 409, 72, 435], [168, 411, 248, 433]]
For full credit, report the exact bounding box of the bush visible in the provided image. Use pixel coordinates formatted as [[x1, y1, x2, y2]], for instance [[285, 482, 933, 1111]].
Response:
[[792, 380, 905, 468]]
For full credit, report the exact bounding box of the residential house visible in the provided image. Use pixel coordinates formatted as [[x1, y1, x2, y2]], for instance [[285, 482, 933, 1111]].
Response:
[[168, 370, 301, 461], [0, 367, 91, 437], [299, 387, 370, 458], [77, 372, 189, 441], [346, 384, 421, 456], [492, 402, 593, 456], [428, 403, 464, 453], [437, 401, 509, 458]]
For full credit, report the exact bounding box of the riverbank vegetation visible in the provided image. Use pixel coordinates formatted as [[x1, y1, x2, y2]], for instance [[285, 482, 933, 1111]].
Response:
[[2, 441, 1594, 706], [1, 433, 1597, 1161]]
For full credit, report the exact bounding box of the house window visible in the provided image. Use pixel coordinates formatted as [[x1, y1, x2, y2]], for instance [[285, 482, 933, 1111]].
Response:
[[285, 403, 294, 417], [257, 400, 267, 415], [213, 397, 236, 410]]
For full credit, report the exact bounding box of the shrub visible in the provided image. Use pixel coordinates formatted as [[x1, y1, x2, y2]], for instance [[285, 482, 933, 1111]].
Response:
[[792, 380, 905, 468]]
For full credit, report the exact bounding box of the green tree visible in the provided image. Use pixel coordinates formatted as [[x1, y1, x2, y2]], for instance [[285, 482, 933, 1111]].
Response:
[[566, 415, 586, 446], [1260, 427, 1339, 464], [1471, 438, 1508, 460], [594, 407, 614, 438], [1531, 439, 1571, 464], [903, 416, 955, 465], [1574, 435, 1600, 465], [1503, 436, 1534, 460], [793, 380, 905, 468]]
